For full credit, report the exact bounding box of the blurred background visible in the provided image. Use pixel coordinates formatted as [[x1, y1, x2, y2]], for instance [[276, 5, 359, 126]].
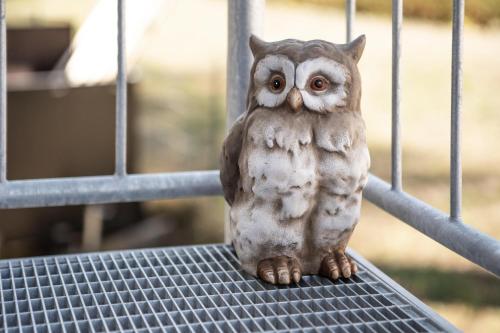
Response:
[[1, 0, 499, 331]]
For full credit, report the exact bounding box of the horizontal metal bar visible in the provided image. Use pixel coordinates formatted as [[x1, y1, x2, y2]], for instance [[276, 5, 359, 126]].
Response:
[[0, 171, 222, 209], [364, 174, 500, 277]]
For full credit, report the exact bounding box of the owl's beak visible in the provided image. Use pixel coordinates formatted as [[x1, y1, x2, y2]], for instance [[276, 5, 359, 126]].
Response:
[[287, 87, 303, 113]]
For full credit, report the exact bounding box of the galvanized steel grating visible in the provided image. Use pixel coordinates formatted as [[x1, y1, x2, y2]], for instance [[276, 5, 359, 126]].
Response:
[[0, 244, 456, 333]]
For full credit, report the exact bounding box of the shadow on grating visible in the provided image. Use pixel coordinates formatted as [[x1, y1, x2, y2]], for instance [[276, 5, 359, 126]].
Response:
[[0, 244, 455, 333]]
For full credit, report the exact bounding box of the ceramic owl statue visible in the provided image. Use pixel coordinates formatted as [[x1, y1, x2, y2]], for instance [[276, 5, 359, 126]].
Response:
[[220, 35, 370, 285]]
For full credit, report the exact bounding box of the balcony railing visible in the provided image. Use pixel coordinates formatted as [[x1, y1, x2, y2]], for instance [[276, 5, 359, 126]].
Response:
[[1, 0, 494, 332]]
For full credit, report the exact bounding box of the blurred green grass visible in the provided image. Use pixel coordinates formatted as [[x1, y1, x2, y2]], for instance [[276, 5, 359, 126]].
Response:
[[379, 264, 500, 308], [271, 0, 500, 26]]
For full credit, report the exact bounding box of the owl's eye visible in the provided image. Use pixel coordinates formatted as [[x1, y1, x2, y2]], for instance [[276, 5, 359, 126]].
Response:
[[269, 74, 285, 93], [309, 76, 330, 92]]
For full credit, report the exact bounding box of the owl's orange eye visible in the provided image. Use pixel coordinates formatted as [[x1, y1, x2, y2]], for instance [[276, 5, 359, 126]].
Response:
[[269, 74, 285, 93], [309, 76, 330, 92]]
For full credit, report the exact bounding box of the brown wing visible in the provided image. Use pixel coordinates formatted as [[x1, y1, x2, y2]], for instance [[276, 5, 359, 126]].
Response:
[[219, 114, 246, 205]]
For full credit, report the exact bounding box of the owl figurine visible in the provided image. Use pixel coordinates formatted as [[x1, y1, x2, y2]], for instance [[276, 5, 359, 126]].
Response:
[[220, 35, 370, 285]]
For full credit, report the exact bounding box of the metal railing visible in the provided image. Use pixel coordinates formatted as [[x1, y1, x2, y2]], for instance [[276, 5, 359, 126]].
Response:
[[0, 0, 498, 277]]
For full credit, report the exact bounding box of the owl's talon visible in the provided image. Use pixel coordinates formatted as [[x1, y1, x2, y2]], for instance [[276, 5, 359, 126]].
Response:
[[336, 251, 351, 277], [329, 267, 340, 280], [278, 271, 290, 284], [321, 256, 340, 280], [291, 261, 302, 283], [276, 257, 290, 284], [257, 256, 302, 285], [257, 259, 276, 284], [348, 257, 358, 274], [263, 271, 276, 284], [320, 250, 357, 280]]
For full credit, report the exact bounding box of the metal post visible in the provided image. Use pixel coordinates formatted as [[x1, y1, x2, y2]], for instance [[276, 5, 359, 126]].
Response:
[[116, 0, 127, 177], [391, 0, 402, 191], [345, 0, 355, 42], [226, 0, 265, 243], [0, 0, 6, 183], [450, 0, 464, 221], [226, 0, 265, 127]]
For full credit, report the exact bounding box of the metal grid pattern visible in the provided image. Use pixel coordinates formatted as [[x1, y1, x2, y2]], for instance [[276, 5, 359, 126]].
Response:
[[0, 244, 457, 333]]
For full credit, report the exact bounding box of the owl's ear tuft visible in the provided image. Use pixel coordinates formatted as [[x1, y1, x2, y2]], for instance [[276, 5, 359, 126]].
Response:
[[344, 35, 366, 64], [249, 34, 268, 56]]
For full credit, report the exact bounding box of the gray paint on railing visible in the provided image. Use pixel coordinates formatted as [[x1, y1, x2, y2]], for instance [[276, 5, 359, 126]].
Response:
[[450, 0, 464, 220], [0, 171, 222, 209], [345, 0, 355, 42], [226, 0, 265, 127], [115, 0, 127, 177], [391, 0, 402, 191]]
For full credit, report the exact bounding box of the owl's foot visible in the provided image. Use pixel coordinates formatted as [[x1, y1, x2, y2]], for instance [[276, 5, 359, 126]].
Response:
[[257, 256, 302, 285], [320, 250, 358, 280]]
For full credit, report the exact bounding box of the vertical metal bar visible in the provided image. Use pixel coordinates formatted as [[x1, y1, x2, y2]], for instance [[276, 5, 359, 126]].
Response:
[[345, 0, 355, 42], [0, 0, 6, 183], [226, 0, 265, 127], [115, 0, 127, 176], [226, 0, 265, 243], [450, 0, 464, 221], [391, 0, 402, 191]]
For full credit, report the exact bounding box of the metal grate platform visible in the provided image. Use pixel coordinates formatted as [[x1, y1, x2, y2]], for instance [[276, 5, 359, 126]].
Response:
[[0, 244, 457, 333]]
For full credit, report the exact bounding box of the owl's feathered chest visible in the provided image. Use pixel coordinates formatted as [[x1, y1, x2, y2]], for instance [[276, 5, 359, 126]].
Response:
[[238, 108, 369, 201]]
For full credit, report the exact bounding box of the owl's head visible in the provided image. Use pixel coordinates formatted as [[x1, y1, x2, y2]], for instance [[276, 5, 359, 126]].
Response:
[[247, 35, 365, 114]]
